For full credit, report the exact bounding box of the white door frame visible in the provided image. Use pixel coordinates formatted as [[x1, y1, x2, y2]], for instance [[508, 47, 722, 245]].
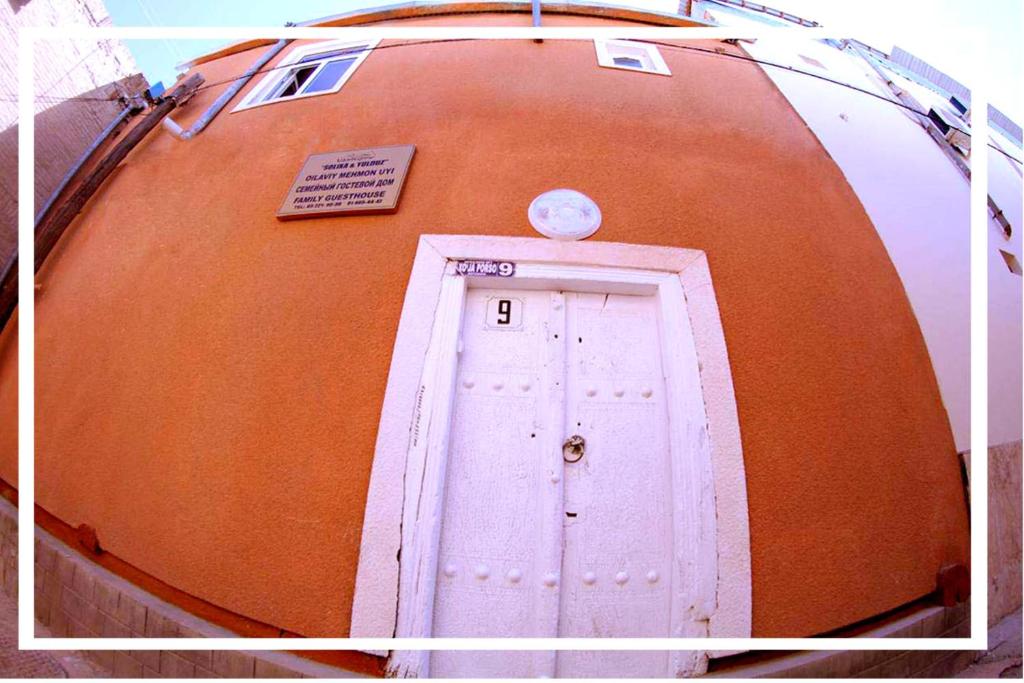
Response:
[[350, 235, 751, 677]]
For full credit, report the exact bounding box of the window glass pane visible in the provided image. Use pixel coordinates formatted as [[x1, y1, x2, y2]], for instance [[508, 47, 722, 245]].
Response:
[[613, 56, 644, 69], [297, 46, 366, 64], [272, 65, 318, 99], [301, 58, 357, 94]]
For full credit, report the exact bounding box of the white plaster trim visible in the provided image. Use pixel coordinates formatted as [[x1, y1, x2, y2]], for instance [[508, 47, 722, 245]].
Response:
[[388, 267, 466, 677], [349, 237, 447, 646], [681, 254, 752, 654], [594, 38, 672, 76], [350, 236, 751, 673]]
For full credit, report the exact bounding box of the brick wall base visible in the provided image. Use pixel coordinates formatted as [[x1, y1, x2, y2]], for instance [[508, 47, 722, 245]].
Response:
[[0, 497, 366, 678], [0, 492, 991, 679], [987, 439, 1023, 625], [706, 601, 977, 678]]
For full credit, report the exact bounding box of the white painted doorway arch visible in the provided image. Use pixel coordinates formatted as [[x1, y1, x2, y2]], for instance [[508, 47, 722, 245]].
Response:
[[351, 235, 751, 678]]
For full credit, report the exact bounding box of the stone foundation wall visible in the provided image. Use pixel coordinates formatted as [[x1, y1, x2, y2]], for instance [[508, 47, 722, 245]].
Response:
[[707, 601, 976, 678], [987, 440, 1023, 624], [0, 489, 996, 679], [0, 497, 366, 678]]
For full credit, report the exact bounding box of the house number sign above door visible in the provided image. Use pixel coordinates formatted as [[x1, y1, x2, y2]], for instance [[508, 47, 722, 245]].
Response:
[[454, 260, 516, 277], [277, 144, 415, 220]]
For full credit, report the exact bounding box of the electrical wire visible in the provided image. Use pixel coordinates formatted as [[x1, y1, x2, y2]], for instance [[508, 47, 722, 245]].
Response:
[[702, 0, 819, 28], [39, 44, 105, 97], [0, 95, 124, 103], [637, 38, 1023, 165], [186, 38, 472, 92], [3, 37, 1021, 164], [185, 37, 1024, 165]]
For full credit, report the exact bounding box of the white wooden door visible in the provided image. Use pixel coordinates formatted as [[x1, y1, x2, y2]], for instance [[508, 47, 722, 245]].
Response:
[[431, 288, 673, 678], [430, 288, 565, 678], [556, 292, 672, 676]]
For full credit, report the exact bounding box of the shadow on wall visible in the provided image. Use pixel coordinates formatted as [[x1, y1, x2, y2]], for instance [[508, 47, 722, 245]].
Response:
[[0, 73, 147, 267]]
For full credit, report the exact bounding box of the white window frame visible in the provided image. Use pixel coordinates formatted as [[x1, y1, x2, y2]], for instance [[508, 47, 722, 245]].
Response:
[[231, 39, 379, 112], [349, 235, 751, 676], [594, 39, 672, 76]]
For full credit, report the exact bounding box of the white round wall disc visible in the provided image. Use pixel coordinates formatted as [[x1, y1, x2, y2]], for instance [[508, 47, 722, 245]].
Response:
[[528, 189, 602, 241]]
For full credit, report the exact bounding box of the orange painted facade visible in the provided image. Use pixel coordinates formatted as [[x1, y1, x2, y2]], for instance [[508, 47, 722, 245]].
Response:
[[1, 10, 969, 645]]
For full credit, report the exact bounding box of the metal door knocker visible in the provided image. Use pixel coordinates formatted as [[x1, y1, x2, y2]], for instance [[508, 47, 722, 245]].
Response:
[[563, 435, 586, 463]]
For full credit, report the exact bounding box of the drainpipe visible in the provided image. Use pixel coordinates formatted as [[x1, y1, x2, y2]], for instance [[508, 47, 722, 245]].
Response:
[[532, 0, 542, 43], [35, 100, 144, 228], [0, 73, 206, 330], [162, 38, 290, 141]]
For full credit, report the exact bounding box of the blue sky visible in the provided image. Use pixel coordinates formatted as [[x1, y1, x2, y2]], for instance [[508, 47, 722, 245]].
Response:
[[107, 0, 1022, 123]]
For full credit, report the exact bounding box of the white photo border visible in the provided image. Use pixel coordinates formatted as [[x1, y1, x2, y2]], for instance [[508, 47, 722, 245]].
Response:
[[18, 23, 988, 652]]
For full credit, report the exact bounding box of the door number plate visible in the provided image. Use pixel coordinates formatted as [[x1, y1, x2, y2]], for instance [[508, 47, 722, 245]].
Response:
[[485, 297, 523, 330]]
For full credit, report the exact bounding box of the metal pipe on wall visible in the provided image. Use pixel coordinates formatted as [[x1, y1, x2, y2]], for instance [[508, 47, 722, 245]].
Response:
[[0, 74, 206, 330], [34, 101, 143, 228], [162, 39, 291, 141]]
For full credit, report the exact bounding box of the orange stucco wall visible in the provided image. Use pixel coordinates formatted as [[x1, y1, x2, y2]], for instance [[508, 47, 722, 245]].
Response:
[[1, 13, 969, 640]]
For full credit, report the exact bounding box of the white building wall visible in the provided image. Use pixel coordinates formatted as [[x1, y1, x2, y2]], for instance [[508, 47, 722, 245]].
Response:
[[709, 8, 1022, 450], [985, 133, 1023, 447]]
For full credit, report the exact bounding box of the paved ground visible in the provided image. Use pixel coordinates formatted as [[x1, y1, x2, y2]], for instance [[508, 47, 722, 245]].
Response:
[[0, 591, 105, 678], [955, 609, 1023, 679], [0, 594, 65, 678]]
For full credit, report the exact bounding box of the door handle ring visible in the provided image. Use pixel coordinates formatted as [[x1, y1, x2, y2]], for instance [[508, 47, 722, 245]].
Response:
[[563, 435, 585, 463]]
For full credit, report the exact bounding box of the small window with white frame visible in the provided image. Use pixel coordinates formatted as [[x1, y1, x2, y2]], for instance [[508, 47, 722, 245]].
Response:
[[594, 39, 671, 76], [232, 39, 379, 112]]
